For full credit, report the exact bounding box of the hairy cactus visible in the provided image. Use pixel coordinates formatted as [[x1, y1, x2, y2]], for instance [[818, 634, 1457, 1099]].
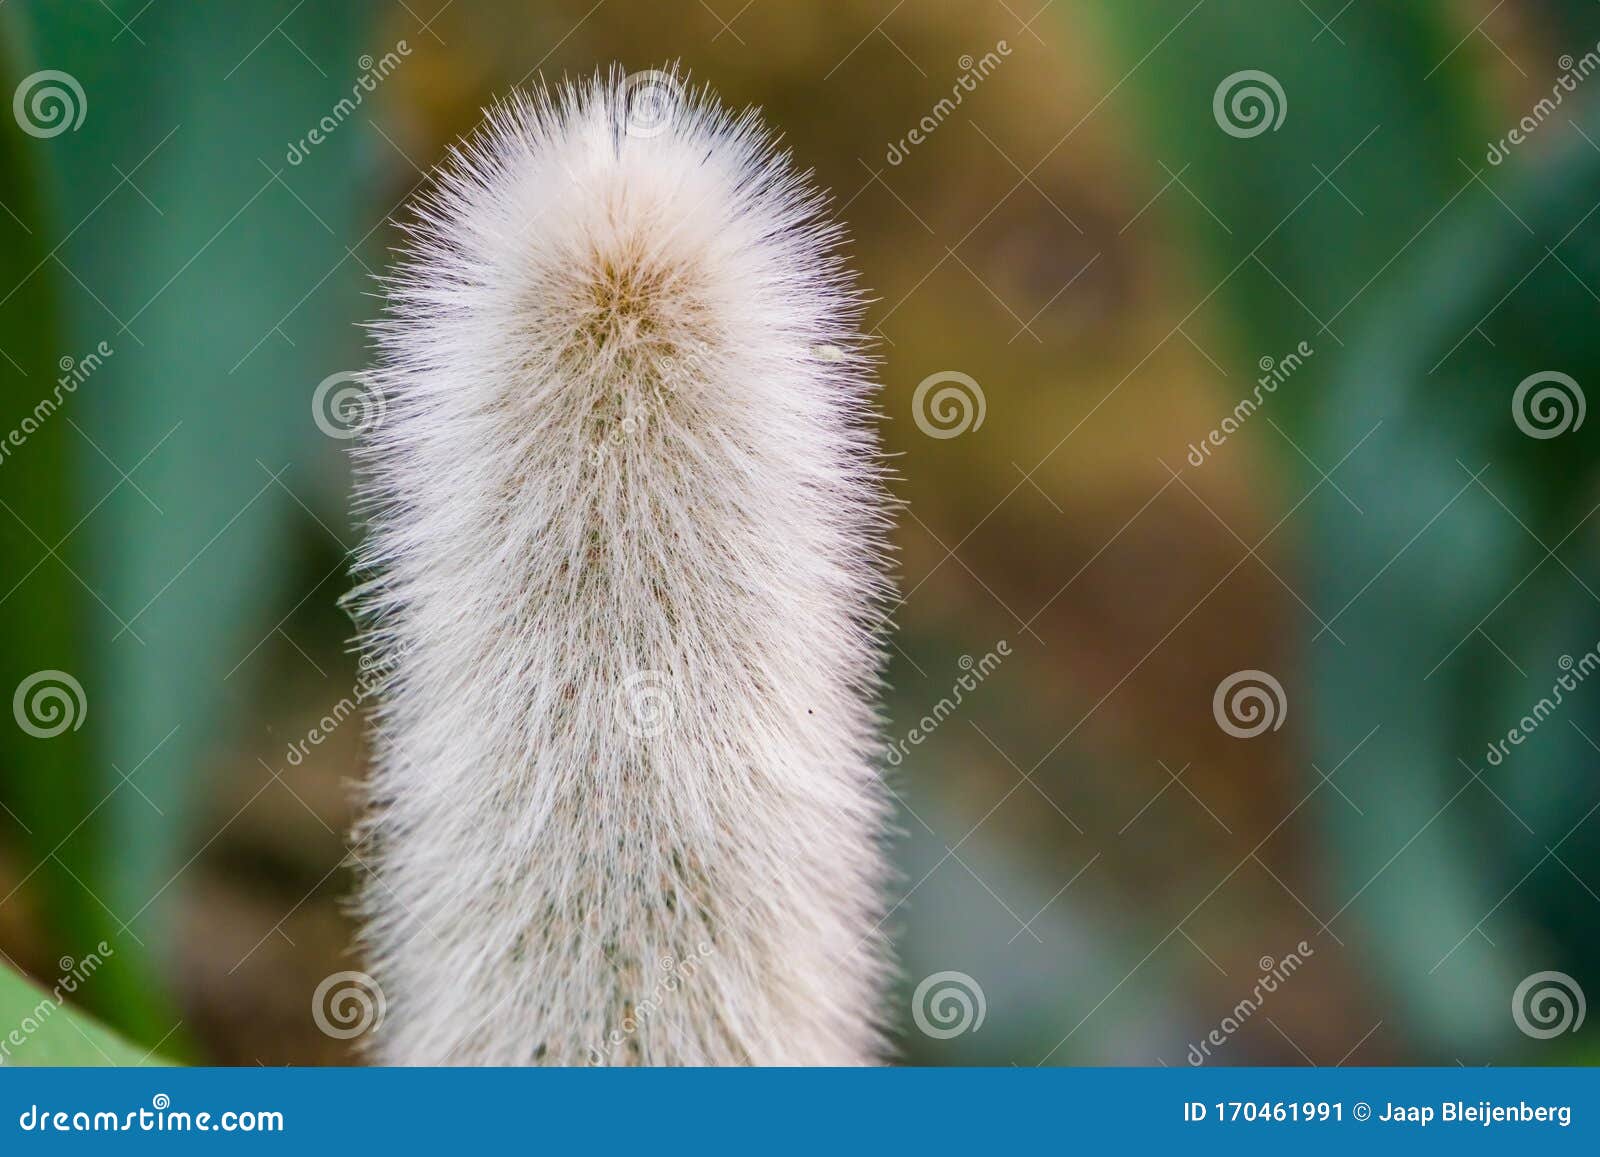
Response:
[[348, 69, 896, 1065]]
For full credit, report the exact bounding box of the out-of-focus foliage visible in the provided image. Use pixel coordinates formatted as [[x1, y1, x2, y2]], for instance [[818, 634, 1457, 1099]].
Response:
[[1309, 110, 1600, 1059], [0, 963, 156, 1065], [1, 0, 372, 1052], [0, 1, 166, 1047], [1098, 0, 1600, 1059]]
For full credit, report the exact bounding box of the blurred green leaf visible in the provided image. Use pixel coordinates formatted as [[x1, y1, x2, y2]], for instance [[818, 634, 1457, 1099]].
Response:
[[1092, 0, 1485, 431], [5, 0, 375, 1046], [0, 2, 171, 1047], [0, 959, 164, 1066], [1309, 104, 1600, 1056], [1095, 0, 1600, 1056]]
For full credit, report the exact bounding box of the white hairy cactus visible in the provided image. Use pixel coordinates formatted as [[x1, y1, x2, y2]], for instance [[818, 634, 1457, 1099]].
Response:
[[347, 68, 896, 1065]]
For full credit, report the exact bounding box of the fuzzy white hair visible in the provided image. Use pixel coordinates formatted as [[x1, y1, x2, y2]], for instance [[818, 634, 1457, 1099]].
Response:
[[347, 69, 896, 1066]]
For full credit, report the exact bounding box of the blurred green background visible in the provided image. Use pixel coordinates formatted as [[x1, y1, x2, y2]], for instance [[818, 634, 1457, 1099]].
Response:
[[1, 0, 1598, 1065]]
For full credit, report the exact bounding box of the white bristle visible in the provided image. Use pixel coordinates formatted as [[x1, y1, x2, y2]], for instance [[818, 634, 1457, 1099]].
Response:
[[347, 67, 897, 1065]]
